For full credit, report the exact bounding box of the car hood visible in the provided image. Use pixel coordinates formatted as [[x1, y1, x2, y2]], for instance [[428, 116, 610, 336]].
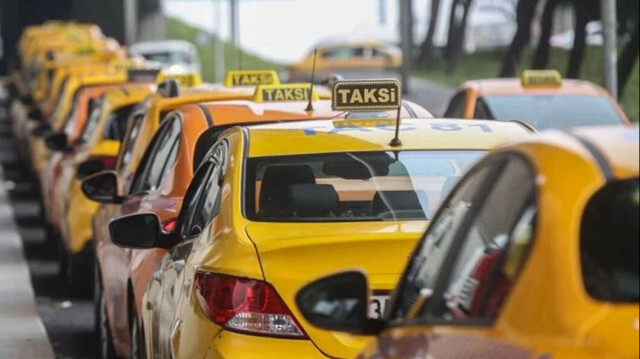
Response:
[[245, 221, 428, 359]]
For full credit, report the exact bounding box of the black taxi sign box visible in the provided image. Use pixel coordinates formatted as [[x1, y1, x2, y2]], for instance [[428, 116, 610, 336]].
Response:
[[332, 80, 401, 112]]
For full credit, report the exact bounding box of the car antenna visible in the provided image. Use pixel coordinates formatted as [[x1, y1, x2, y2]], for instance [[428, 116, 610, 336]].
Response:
[[305, 49, 318, 112], [389, 101, 403, 147]]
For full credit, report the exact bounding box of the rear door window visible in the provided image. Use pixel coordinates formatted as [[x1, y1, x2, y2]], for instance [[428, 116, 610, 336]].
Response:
[[581, 178, 639, 303]]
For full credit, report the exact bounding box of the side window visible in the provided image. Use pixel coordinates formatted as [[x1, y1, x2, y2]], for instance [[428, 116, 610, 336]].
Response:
[[115, 110, 146, 171], [187, 141, 229, 237], [80, 98, 104, 144], [391, 161, 499, 320], [474, 98, 495, 120], [103, 104, 136, 141], [444, 91, 468, 118], [429, 156, 536, 323], [130, 115, 181, 194]]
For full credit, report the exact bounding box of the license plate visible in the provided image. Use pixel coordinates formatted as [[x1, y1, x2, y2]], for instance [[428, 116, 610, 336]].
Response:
[[369, 295, 390, 319]]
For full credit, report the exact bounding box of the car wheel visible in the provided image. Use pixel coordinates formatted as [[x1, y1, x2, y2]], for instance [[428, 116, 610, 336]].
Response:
[[130, 308, 147, 359], [98, 287, 117, 359]]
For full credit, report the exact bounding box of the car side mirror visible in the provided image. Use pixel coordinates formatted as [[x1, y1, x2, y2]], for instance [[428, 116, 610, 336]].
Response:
[[28, 108, 43, 121], [109, 213, 179, 249], [31, 123, 51, 138], [81, 171, 124, 204], [45, 132, 70, 152], [76, 157, 113, 180], [296, 271, 386, 336]]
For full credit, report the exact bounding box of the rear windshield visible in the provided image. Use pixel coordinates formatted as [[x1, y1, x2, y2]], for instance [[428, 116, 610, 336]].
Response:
[[479, 95, 623, 130], [581, 178, 639, 303], [244, 151, 483, 222]]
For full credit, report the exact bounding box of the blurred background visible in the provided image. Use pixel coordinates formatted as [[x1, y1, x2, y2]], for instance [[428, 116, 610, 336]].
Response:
[[1, 0, 637, 119]]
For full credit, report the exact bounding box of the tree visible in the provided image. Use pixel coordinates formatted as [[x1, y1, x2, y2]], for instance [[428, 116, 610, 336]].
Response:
[[444, 0, 473, 73], [500, 0, 540, 77], [417, 0, 442, 64], [618, 17, 639, 95]]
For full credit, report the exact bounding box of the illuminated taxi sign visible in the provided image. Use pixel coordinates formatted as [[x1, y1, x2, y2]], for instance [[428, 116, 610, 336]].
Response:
[[157, 73, 202, 88], [254, 83, 319, 102], [332, 80, 401, 111], [127, 69, 161, 83], [224, 70, 280, 87], [521, 70, 562, 88]]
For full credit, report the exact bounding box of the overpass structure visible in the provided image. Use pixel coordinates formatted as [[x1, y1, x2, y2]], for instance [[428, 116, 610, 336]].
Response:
[[0, 0, 165, 74]]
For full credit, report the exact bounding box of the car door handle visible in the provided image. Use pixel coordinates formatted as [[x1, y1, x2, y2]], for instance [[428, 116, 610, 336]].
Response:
[[172, 260, 185, 272]]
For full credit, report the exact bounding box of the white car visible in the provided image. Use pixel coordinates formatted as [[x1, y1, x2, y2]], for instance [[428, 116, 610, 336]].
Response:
[[129, 40, 201, 75]]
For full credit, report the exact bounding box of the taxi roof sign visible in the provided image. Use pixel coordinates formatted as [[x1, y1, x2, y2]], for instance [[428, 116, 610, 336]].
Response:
[[521, 70, 562, 88], [253, 83, 319, 103], [157, 73, 202, 88], [224, 70, 280, 87], [332, 79, 402, 112]]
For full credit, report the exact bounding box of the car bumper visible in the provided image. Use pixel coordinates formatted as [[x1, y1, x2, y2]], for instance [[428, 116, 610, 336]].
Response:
[[200, 331, 328, 359]]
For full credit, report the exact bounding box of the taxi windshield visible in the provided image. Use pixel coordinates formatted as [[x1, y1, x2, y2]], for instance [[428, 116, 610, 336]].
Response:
[[478, 95, 623, 130], [581, 178, 639, 303], [244, 151, 483, 222]]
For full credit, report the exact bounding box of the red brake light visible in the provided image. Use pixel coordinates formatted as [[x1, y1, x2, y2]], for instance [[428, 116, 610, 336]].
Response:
[[194, 272, 307, 339], [161, 218, 177, 233]]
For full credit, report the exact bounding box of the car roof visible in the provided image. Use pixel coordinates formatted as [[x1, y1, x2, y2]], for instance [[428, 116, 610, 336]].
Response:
[[245, 118, 532, 157], [194, 98, 431, 126], [569, 124, 639, 179], [462, 78, 609, 97], [102, 83, 156, 108]]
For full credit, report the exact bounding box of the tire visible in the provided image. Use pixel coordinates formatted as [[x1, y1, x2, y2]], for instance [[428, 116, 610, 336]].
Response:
[[97, 280, 117, 359], [130, 307, 147, 359]]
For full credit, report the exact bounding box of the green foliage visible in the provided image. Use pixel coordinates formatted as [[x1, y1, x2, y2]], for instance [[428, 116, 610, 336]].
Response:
[[414, 46, 639, 122], [165, 17, 282, 82]]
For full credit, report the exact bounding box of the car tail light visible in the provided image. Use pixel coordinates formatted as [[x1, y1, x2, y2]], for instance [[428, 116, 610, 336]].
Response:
[[194, 272, 307, 339]]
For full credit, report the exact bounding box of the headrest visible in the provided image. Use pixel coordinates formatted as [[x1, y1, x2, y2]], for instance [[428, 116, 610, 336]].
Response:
[[289, 184, 339, 217], [259, 165, 316, 215]]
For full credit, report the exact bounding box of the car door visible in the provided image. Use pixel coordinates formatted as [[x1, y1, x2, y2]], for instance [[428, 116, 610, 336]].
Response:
[[152, 140, 228, 359], [371, 153, 538, 358]]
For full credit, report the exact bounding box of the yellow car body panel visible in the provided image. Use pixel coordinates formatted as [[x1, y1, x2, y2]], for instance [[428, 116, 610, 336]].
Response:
[[62, 83, 156, 255], [164, 118, 532, 359], [356, 124, 639, 359]]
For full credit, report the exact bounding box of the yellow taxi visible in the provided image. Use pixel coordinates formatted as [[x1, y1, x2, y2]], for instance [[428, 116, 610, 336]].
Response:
[[108, 80, 532, 359], [296, 124, 639, 359], [26, 66, 147, 176], [85, 76, 430, 359], [289, 40, 402, 81], [53, 79, 158, 287], [443, 70, 630, 130]]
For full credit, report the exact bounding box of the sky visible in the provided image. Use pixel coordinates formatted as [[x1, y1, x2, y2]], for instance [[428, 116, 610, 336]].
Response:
[[163, 0, 426, 63]]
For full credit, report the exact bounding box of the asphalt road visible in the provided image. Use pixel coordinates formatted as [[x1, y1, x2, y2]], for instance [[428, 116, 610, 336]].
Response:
[[1, 109, 98, 358], [0, 72, 453, 359]]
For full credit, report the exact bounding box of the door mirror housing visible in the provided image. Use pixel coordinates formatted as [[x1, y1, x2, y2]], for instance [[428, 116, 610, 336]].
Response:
[[296, 271, 386, 336], [109, 213, 179, 249], [45, 132, 70, 152], [81, 171, 124, 204], [76, 158, 112, 180]]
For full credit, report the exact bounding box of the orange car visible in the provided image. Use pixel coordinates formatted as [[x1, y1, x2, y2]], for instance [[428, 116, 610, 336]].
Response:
[[82, 84, 431, 359], [41, 84, 125, 235], [443, 70, 629, 130]]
